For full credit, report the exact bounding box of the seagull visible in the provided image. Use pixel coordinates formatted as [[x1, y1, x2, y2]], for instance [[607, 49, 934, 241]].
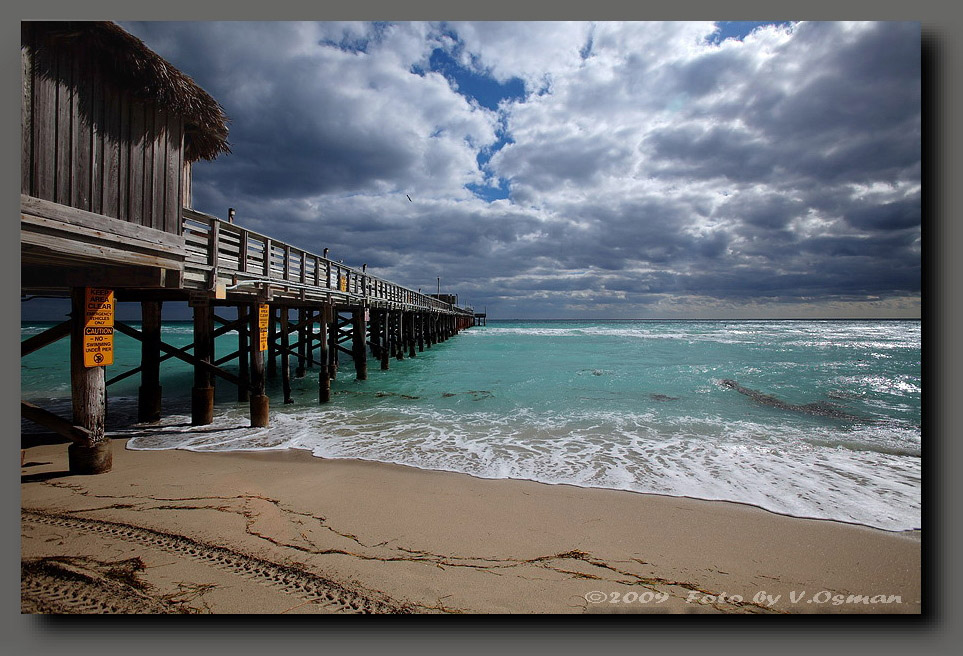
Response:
[[406, 194, 412, 202]]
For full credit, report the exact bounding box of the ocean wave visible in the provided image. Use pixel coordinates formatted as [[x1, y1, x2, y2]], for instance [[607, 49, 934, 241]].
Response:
[[124, 403, 921, 531]]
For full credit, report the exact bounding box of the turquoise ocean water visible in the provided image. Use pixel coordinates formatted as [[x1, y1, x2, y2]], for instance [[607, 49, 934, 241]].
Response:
[[21, 319, 921, 531]]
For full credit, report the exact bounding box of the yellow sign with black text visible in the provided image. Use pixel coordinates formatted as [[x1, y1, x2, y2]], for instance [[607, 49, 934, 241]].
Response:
[[257, 303, 270, 351], [83, 288, 114, 367], [339, 275, 348, 292]]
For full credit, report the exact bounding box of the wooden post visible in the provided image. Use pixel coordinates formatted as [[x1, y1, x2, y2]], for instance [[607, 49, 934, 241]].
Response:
[[306, 308, 315, 370], [137, 300, 162, 423], [191, 299, 214, 426], [319, 304, 330, 403], [380, 309, 390, 370], [69, 288, 111, 474], [353, 307, 368, 381], [237, 305, 249, 402], [418, 312, 425, 352], [396, 311, 405, 360], [280, 306, 293, 403], [296, 307, 307, 377], [369, 310, 381, 360], [328, 309, 339, 381], [267, 305, 277, 378], [408, 312, 417, 358], [249, 303, 269, 427]]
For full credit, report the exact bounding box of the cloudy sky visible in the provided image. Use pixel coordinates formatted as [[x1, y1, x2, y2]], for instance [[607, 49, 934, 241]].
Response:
[[122, 20, 921, 319]]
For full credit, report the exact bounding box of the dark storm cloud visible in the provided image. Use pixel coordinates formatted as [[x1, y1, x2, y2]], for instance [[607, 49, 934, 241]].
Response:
[[643, 125, 779, 184], [114, 21, 920, 319], [844, 196, 922, 232]]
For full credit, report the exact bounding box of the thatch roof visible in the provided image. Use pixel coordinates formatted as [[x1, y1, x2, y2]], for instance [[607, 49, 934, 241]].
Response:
[[25, 21, 230, 162]]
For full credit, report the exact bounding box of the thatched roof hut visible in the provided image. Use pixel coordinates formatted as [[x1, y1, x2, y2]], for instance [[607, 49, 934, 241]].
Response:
[[25, 21, 230, 162], [21, 20, 232, 283]]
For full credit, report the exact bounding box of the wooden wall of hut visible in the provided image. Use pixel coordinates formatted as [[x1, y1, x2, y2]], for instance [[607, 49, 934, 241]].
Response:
[[21, 23, 187, 236]]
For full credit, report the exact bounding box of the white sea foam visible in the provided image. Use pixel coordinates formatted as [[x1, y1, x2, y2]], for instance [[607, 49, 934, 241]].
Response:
[[123, 402, 921, 531]]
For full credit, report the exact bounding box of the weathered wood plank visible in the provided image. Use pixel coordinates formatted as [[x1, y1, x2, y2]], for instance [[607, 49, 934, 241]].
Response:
[[21, 27, 33, 196], [21, 228, 185, 271], [55, 48, 73, 206], [90, 54, 104, 216], [22, 213, 186, 264], [21, 320, 71, 358], [142, 103, 155, 229], [72, 49, 92, 211], [102, 83, 121, 218], [129, 100, 145, 226], [31, 44, 54, 199], [22, 195, 185, 250], [152, 106, 168, 233], [21, 265, 171, 290], [181, 161, 192, 210], [118, 93, 130, 222], [21, 400, 94, 446], [165, 112, 181, 234], [239, 231, 249, 273]]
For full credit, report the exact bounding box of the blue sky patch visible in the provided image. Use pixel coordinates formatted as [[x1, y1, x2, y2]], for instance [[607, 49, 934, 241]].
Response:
[[467, 178, 510, 203], [708, 21, 792, 45], [413, 47, 526, 111]]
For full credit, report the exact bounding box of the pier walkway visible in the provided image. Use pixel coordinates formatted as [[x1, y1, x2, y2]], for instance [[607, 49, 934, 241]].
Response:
[[20, 21, 474, 474]]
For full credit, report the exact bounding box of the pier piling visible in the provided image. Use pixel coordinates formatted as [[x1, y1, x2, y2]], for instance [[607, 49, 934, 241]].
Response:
[[249, 303, 269, 427], [137, 300, 162, 423], [281, 307, 293, 404], [319, 305, 331, 403], [68, 288, 111, 474], [353, 308, 368, 380], [237, 305, 250, 402], [191, 298, 214, 426]]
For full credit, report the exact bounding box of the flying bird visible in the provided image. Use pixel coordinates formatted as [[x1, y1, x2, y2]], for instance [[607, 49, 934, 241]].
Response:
[[406, 194, 412, 202]]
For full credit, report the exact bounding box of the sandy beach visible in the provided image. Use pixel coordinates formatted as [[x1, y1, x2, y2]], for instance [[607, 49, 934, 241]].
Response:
[[20, 435, 921, 614]]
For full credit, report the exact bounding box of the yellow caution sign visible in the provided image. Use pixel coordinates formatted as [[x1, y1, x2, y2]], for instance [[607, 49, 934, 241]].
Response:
[[83, 288, 114, 367], [257, 303, 270, 352], [338, 275, 348, 292]]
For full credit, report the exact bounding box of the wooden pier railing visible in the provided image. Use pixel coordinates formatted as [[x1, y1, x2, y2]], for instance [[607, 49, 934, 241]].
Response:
[[181, 208, 471, 316]]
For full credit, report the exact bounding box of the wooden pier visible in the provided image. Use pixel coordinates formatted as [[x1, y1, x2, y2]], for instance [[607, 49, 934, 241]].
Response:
[[20, 21, 474, 474]]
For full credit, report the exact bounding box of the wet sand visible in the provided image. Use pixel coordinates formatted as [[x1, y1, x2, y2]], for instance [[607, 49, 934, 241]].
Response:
[[21, 437, 921, 614]]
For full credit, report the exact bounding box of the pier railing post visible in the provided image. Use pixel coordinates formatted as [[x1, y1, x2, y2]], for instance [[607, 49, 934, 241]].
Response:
[[137, 300, 162, 423], [69, 288, 111, 474], [191, 297, 214, 426]]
